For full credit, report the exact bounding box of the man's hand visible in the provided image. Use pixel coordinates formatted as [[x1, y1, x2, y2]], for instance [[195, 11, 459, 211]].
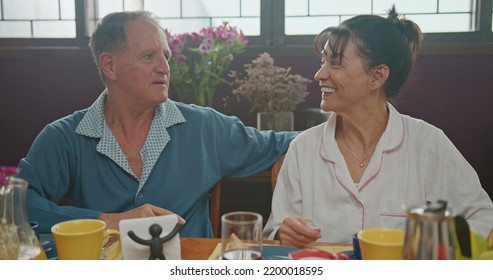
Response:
[[99, 203, 186, 230], [278, 216, 321, 248]]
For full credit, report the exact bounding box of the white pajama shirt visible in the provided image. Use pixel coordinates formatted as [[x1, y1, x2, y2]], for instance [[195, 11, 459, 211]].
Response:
[[264, 103, 493, 243]]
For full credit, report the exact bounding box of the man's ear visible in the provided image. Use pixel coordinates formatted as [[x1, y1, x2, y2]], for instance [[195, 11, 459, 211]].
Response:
[[369, 64, 389, 90], [99, 52, 117, 81]]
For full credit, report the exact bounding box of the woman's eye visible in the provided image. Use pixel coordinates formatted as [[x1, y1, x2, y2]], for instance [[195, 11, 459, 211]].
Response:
[[330, 59, 341, 68]]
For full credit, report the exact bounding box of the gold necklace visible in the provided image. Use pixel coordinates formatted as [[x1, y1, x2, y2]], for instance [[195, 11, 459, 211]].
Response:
[[342, 129, 376, 168]]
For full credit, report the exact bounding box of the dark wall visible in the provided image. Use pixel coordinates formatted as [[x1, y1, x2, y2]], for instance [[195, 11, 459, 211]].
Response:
[[1, 48, 492, 198]]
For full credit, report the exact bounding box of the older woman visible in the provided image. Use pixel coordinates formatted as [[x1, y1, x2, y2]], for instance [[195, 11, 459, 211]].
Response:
[[263, 6, 493, 247]]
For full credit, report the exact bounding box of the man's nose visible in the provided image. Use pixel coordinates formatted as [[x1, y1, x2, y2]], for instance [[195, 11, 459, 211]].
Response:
[[156, 54, 170, 73]]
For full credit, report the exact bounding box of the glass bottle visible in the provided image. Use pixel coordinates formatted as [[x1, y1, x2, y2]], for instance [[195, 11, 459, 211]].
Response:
[[0, 167, 40, 259], [0, 177, 20, 259]]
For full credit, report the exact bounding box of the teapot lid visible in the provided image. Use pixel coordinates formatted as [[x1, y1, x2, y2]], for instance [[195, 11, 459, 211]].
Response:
[[424, 200, 448, 214], [407, 200, 453, 221]]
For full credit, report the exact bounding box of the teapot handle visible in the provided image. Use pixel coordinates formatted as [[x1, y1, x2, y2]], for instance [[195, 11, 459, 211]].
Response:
[[454, 215, 471, 258]]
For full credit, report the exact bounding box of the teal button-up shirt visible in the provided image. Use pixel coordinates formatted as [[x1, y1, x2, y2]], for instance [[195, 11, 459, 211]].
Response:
[[20, 91, 297, 237]]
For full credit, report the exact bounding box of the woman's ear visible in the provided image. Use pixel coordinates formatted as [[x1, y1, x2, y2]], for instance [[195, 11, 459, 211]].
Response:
[[99, 52, 117, 81], [370, 64, 389, 90]]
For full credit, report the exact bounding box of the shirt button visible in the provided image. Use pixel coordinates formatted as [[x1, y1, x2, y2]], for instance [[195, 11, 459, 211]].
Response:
[[137, 193, 144, 199]]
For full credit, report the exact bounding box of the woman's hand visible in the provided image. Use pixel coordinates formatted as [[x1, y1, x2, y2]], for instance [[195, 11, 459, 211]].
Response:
[[99, 203, 186, 230], [277, 216, 321, 248]]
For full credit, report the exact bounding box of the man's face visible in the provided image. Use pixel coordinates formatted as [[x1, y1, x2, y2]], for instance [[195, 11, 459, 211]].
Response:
[[110, 19, 171, 108]]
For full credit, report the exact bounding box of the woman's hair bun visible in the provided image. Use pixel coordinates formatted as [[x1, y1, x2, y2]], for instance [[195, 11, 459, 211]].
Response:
[[386, 5, 423, 56], [387, 5, 400, 24]]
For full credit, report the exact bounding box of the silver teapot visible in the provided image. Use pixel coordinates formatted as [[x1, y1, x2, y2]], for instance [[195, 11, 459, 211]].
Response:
[[402, 200, 469, 260]]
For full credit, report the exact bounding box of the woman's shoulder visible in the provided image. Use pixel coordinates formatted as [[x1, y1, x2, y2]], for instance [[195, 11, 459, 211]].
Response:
[[398, 114, 455, 153], [400, 113, 445, 137], [294, 122, 326, 143]]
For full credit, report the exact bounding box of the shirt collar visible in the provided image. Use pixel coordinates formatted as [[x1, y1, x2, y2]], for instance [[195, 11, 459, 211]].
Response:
[[75, 90, 186, 138], [320, 102, 404, 161]]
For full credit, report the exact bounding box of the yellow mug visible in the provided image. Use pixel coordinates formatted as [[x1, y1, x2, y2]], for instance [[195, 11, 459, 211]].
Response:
[[51, 219, 121, 260], [357, 228, 405, 260]]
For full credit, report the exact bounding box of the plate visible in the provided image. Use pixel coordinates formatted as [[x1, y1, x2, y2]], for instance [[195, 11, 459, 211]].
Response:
[[262, 245, 298, 260]]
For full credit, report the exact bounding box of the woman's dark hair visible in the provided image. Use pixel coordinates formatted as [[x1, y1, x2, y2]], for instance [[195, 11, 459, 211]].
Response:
[[314, 6, 423, 98]]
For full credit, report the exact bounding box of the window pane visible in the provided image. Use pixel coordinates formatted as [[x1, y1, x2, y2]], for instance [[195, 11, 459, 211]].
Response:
[[33, 20, 76, 38], [212, 17, 259, 35], [60, 0, 76, 20], [374, 0, 437, 14], [286, 16, 340, 35], [0, 21, 31, 37], [183, 0, 239, 17], [96, 0, 124, 17], [3, 0, 60, 20], [89, 0, 259, 36], [285, 0, 476, 35], [145, 0, 181, 17], [0, 0, 76, 38], [406, 14, 472, 33], [159, 18, 210, 34], [124, 0, 144, 11], [286, 0, 308, 16], [439, 0, 473, 13], [241, 0, 260, 17], [309, 0, 372, 15]]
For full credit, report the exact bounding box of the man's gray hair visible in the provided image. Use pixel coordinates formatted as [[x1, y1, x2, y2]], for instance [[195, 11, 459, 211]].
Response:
[[89, 11, 161, 84]]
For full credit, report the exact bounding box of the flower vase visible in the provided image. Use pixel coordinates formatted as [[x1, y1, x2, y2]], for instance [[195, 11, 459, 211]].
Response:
[[176, 86, 215, 107], [257, 112, 294, 132]]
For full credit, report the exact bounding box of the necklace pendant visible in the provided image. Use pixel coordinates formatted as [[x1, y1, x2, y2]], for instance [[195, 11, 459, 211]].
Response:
[[360, 163, 364, 167]]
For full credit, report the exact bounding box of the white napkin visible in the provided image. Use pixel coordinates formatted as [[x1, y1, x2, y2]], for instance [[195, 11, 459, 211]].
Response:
[[119, 215, 182, 260]]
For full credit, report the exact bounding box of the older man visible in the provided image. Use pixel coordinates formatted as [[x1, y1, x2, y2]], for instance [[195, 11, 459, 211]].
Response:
[[20, 11, 297, 237]]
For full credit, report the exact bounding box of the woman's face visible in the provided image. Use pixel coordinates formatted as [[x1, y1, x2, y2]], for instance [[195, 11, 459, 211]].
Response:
[[314, 38, 372, 114]]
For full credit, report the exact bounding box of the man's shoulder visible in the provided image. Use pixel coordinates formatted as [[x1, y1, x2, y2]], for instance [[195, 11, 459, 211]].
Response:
[[173, 101, 214, 115], [45, 109, 88, 132], [173, 101, 234, 122]]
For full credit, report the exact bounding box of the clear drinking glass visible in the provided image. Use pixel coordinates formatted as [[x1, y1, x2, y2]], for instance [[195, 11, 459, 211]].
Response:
[[221, 211, 262, 260]]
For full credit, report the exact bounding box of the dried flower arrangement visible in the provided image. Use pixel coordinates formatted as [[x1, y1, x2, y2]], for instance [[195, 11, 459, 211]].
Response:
[[227, 52, 311, 113]]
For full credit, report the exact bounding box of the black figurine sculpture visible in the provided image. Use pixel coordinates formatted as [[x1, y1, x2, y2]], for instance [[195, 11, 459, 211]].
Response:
[[127, 223, 183, 260]]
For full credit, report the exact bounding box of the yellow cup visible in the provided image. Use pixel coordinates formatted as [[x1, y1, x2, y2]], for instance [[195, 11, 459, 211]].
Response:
[[51, 219, 120, 260], [357, 228, 405, 260]]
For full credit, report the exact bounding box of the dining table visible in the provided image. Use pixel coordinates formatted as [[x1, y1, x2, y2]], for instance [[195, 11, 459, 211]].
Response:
[[38, 234, 353, 260], [180, 237, 353, 260]]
